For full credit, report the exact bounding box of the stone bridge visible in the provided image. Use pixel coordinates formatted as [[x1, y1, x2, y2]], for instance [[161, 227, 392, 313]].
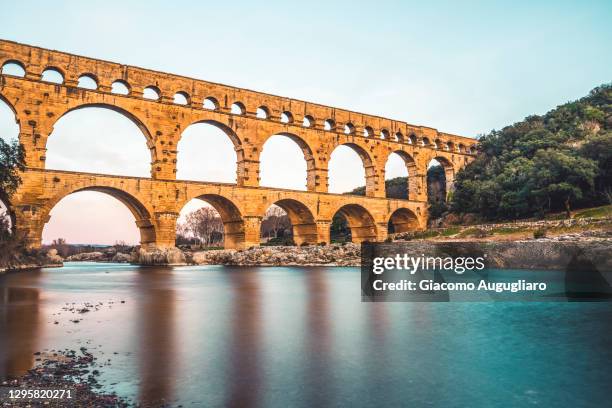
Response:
[[0, 39, 476, 250]]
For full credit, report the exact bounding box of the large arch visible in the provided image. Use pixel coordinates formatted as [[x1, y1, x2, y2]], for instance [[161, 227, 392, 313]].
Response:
[[328, 143, 375, 196], [387, 208, 419, 234], [178, 194, 245, 249], [45, 104, 154, 177], [40, 186, 156, 247], [266, 199, 317, 245], [331, 203, 377, 243], [176, 121, 239, 183], [259, 133, 315, 191]]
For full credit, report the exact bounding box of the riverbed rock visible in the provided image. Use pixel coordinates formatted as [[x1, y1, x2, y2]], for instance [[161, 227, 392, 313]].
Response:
[[132, 247, 186, 266]]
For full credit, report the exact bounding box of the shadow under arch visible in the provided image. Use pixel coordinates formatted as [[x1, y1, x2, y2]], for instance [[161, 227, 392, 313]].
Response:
[[331, 203, 377, 243], [42, 186, 156, 247], [183, 194, 245, 249], [388, 207, 419, 234], [269, 199, 317, 245], [260, 132, 316, 190], [385, 150, 417, 200], [329, 142, 376, 197]]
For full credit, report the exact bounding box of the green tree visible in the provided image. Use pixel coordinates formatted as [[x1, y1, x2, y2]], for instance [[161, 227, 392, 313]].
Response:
[[0, 137, 25, 235]]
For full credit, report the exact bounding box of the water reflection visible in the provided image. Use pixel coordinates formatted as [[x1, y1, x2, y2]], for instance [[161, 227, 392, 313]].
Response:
[[225, 269, 262, 408], [0, 272, 42, 378], [304, 268, 333, 407], [135, 268, 178, 406]]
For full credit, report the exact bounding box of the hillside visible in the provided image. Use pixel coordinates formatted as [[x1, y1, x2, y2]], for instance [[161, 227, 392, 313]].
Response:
[[451, 83, 611, 220]]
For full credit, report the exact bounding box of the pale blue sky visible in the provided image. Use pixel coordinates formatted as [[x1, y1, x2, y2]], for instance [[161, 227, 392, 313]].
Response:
[[0, 0, 610, 244]]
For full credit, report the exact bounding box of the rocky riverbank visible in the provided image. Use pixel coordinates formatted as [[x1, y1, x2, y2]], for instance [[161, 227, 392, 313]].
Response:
[[187, 243, 361, 266], [0, 248, 63, 274]]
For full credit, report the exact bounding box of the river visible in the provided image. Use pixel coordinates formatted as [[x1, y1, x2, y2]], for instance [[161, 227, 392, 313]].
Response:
[[1, 262, 611, 407]]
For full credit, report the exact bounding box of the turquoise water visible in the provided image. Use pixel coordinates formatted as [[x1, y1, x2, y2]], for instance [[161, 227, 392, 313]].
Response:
[[1, 263, 611, 407]]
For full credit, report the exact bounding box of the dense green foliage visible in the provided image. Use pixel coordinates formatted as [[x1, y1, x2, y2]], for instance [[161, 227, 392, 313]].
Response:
[[0, 137, 25, 244], [451, 84, 612, 219]]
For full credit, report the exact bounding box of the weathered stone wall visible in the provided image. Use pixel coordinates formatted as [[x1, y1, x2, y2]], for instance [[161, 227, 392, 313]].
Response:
[[0, 39, 478, 254]]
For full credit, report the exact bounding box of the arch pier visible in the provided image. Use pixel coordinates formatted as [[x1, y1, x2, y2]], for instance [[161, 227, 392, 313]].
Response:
[[0, 40, 476, 262]]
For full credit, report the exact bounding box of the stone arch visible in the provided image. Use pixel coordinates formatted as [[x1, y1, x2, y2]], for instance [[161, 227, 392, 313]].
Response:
[[329, 142, 376, 196], [178, 118, 246, 182], [268, 199, 317, 245], [39, 185, 156, 248], [384, 150, 417, 200], [429, 156, 455, 202], [41, 67, 65, 84], [46, 103, 156, 175], [331, 203, 377, 243], [259, 132, 316, 190], [183, 194, 245, 249], [176, 120, 240, 183], [388, 208, 419, 234]]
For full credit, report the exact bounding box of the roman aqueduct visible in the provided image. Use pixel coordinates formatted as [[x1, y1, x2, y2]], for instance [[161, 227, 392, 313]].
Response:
[[0, 40, 476, 250]]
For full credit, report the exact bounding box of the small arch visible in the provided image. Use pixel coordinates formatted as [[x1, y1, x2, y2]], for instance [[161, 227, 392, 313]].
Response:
[[458, 143, 465, 153], [302, 115, 314, 128], [0, 60, 26, 77], [41, 67, 64, 84], [380, 129, 390, 140], [363, 126, 374, 137], [388, 208, 419, 234], [231, 102, 245, 115], [77, 74, 98, 90], [203, 97, 219, 110], [469, 145, 477, 154], [422, 137, 430, 146], [434, 139, 441, 149], [143, 86, 161, 100], [408, 134, 417, 145], [256, 106, 269, 119], [446, 141, 454, 152], [395, 131, 404, 143], [324, 119, 335, 131], [280, 111, 293, 124], [344, 122, 355, 135], [111, 80, 130, 95], [331, 204, 377, 243], [173, 91, 190, 105]]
